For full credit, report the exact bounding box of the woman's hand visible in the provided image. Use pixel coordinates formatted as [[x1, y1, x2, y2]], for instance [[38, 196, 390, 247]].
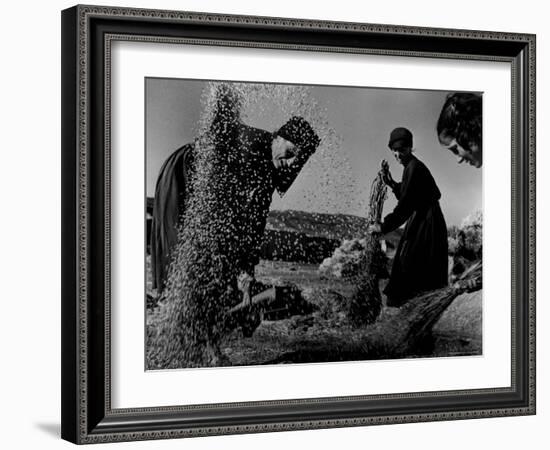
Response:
[[380, 159, 395, 188], [368, 223, 382, 235], [237, 272, 254, 306]]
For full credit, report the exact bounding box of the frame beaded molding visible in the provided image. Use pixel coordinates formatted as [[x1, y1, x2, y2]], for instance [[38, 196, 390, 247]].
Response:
[[77, 5, 89, 441], [102, 31, 517, 413], [80, 4, 534, 42], [73, 4, 536, 444]]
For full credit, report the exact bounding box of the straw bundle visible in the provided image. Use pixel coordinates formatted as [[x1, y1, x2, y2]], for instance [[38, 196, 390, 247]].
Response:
[[347, 170, 389, 326]]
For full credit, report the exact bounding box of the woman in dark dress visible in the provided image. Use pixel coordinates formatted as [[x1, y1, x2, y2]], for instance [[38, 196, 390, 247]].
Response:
[[150, 111, 319, 297], [370, 127, 448, 307]]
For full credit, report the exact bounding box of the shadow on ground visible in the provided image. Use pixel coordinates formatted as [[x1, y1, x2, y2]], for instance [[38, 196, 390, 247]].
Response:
[[35, 423, 60, 438]]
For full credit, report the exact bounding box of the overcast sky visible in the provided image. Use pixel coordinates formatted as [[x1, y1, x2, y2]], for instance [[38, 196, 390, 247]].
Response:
[[145, 78, 482, 227]]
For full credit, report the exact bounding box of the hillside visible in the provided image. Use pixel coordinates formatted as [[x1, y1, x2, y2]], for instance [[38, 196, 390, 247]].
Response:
[[266, 209, 402, 249], [145, 201, 403, 259]]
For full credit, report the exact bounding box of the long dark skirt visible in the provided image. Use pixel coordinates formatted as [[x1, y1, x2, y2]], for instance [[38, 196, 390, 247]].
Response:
[[384, 202, 448, 306]]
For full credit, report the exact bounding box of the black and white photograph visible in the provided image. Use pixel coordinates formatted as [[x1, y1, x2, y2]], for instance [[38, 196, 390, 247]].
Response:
[[145, 79, 483, 370], [1, 0, 545, 447]]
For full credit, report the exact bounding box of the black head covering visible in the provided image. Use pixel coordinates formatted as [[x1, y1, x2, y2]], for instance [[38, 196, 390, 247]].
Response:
[[276, 116, 321, 155], [388, 127, 413, 149], [273, 116, 320, 194]]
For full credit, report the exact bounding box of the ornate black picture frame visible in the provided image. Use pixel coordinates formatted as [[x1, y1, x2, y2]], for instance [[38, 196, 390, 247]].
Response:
[[61, 4, 536, 444]]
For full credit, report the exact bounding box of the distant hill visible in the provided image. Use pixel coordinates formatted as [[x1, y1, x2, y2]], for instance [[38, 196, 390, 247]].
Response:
[[145, 200, 402, 263], [266, 210, 368, 240], [266, 209, 402, 250]]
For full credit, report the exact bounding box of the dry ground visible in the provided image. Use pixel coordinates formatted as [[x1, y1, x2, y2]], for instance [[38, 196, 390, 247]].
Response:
[[146, 259, 482, 367]]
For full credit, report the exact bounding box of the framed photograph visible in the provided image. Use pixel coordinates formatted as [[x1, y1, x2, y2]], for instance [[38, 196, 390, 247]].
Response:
[[61, 4, 536, 444]]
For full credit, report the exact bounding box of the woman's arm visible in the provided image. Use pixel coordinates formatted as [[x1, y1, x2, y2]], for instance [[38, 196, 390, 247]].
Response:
[[381, 163, 424, 233], [391, 182, 402, 200], [381, 159, 401, 199]]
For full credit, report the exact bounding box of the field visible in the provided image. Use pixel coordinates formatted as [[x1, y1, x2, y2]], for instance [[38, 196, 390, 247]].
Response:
[[219, 259, 481, 366], [146, 256, 481, 368], [146, 209, 482, 369]]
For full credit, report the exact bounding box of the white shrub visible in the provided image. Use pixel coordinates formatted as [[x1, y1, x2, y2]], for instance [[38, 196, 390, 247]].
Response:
[[318, 238, 368, 279]]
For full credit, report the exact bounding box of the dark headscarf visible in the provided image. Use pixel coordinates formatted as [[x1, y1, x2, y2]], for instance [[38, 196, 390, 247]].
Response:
[[273, 116, 320, 194], [388, 127, 413, 149]]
